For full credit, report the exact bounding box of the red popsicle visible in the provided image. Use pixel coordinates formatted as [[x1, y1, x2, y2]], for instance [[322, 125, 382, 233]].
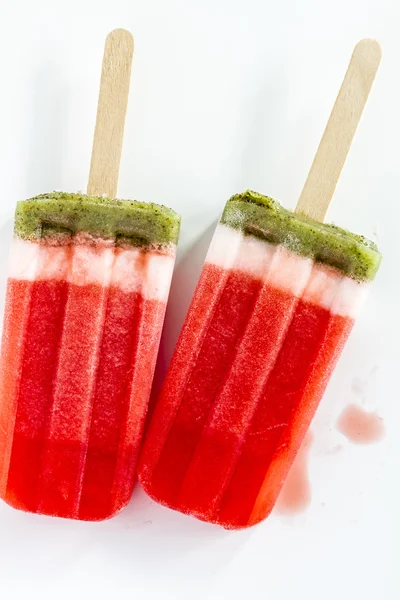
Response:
[[138, 39, 382, 528], [0, 30, 180, 520]]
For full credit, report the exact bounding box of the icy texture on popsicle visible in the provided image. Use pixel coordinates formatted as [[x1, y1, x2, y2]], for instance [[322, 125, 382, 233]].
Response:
[[138, 190, 381, 529], [0, 192, 180, 520]]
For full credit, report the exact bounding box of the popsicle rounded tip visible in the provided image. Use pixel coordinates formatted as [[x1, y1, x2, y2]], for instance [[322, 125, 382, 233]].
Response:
[[353, 38, 382, 66], [105, 28, 134, 51]]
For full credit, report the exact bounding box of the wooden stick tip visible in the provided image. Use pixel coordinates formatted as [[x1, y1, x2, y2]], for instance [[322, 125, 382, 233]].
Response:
[[353, 39, 382, 66], [106, 29, 134, 50]]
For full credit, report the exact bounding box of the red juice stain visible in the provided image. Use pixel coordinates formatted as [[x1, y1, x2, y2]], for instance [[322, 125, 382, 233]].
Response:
[[336, 404, 385, 445], [276, 431, 313, 515]]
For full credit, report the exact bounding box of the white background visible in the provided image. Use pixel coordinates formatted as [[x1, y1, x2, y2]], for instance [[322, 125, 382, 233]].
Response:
[[0, 0, 398, 598]]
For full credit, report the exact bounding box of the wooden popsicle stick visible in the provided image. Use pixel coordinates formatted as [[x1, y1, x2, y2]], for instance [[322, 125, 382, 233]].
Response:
[[87, 29, 134, 198], [295, 39, 381, 222]]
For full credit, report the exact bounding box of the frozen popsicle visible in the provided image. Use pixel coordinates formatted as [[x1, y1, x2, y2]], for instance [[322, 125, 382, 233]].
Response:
[[0, 30, 180, 520], [138, 39, 381, 528]]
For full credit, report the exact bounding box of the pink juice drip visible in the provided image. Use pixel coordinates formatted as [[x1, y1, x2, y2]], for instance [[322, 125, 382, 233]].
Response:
[[276, 432, 313, 514], [336, 404, 385, 445]]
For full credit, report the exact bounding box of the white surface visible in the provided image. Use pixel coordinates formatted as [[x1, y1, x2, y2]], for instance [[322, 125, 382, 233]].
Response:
[[0, 1, 398, 599]]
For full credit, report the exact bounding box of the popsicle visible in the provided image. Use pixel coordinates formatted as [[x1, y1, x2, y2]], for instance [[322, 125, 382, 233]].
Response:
[[138, 39, 381, 528], [0, 30, 180, 520]]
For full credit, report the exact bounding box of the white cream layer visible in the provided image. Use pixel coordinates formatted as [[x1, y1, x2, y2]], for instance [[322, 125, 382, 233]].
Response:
[[8, 238, 176, 303], [206, 224, 369, 319]]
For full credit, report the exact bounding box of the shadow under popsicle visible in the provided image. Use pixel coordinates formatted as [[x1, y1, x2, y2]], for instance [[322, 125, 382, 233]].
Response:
[[0, 484, 251, 597], [146, 218, 218, 422]]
